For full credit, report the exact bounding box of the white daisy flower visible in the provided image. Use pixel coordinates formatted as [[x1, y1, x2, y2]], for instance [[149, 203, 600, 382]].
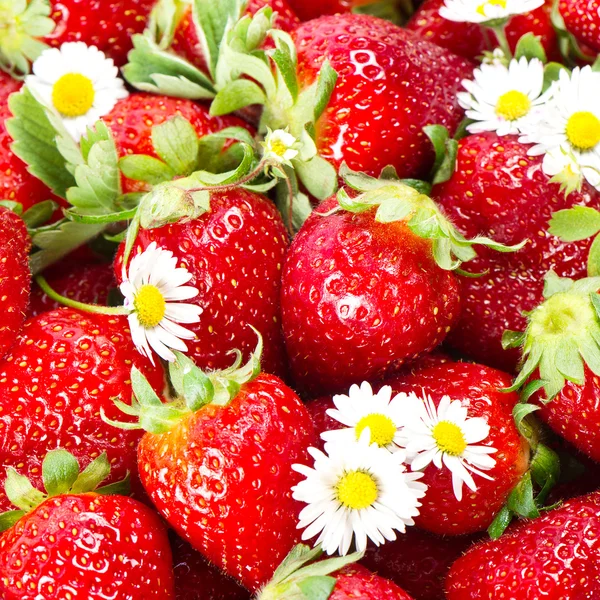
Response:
[[458, 57, 550, 136], [321, 381, 406, 451], [120, 242, 203, 365], [292, 431, 427, 556], [520, 66, 600, 192], [439, 0, 544, 23], [399, 393, 497, 502], [26, 42, 128, 142], [261, 128, 300, 166]]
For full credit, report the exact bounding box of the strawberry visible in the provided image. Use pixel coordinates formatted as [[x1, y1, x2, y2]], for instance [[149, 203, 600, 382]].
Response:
[[170, 534, 251, 600], [43, 0, 157, 66], [102, 94, 253, 193], [115, 188, 289, 377], [0, 207, 30, 360], [172, 0, 300, 73], [446, 491, 600, 599], [0, 450, 174, 599], [560, 0, 600, 53], [291, 14, 472, 179], [287, 0, 389, 21], [107, 344, 317, 592], [28, 261, 115, 318], [432, 132, 600, 373], [0, 308, 164, 512], [407, 0, 558, 61]]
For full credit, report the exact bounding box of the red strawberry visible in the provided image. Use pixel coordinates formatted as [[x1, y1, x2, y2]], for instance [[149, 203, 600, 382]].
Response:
[[0, 308, 164, 512], [432, 132, 600, 373], [560, 0, 600, 53], [446, 491, 600, 599], [0, 207, 30, 360], [172, 0, 300, 72], [362, 528, 480, 600], [44, 0, 156, 66], [281, 194, 460, 395], [292, 14, 472, 179], [287, 0, 387, 21], [325, 565, 415, 599], [0, 73, 58, 214], [111, 347, 317, 592], [115, 188, 289, 378], [0, 450, 174, 599], [102, 94, 253, 193], [28, 261, 115, 318], [170, 534, 250, 600], [407, 0, 558, 62]]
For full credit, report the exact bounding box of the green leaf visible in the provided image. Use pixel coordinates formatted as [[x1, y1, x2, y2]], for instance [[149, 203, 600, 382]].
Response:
[[297, 576, 337, 600], [530, 443, 560, 504], [519, 379, 545, 404], [514, 33, 547, 63], [487, 504, 513, 539], [145, 0, 186, 49], [549, 206, 600, 242], [42, 450, 80, 497], [70, 453, 112, 494], [502, 330, 525, 349], [314, 61, 338, 121], [270, 45, 299, 101], [65, 207, 138, 224], [294, 155, 338, 201], [4, 469, 46, 511], [7, 86, 76, 198], [119, 155, 176, 185], [183, 367, 215, 412], [425, 125, 449, 174], [507, 472, 540, 520], [0, 200, 22, 214], [543, 62, 567, 93], [589, 233, 600, 277], [424, 124, 458, 185], [0, 510, 26, 533], [211, 79, 267, 116], [21, 200, 57, 228], [152, 116, 200, 176]]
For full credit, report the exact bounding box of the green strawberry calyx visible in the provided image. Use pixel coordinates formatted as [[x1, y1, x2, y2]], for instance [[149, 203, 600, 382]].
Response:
[[0, 0, 55, 78], [504, 270, 600, 400], [332, 164, 526, 272], [0, 450, 130, 532], [257, 544, 364, 600], [103, 329, 263, 435]]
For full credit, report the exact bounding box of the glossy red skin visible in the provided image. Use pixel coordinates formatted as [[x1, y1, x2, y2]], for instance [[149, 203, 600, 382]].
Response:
[[28, 261, 115, 318], [560, 0, 600, 52], [330, 564, 414, 599], [137, 374, 317, 592], [281, 195, 460, 396], [170, 534, 250, 600], [361, 528, 480, 600], [388, 363, 529, 535], [446, 491, 600, 598], [172, 0, 300, 72], [115, 189, 289, 378], [407, 0, 558, 61], [0, 493, 174, 599], [44, 0, 156, 66], [102, 94, 252, 193], [0, 308, 164, 512], [0, 74, 59, 214], [293, 14, 472, 179], [0, 208, 30, 360], [433, 133, 600, 373]]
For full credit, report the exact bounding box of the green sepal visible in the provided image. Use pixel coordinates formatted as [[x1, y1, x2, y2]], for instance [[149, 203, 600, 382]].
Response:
[[513, 402, 541, 444], [502, 329, 525, 350], [297, 577, 337, 600], [145, 0, 189, 49], [589, 234, 600, 277], [424, 124, 458, 186], [0, 200, 22, 214], [274, 167, 312, 233], [120, 155, 176, 185], [352, 0, 412, 25], [507, 472, 539, 520], [0, 510, 26, 532], [5, 468, 47, 511], [42, 449, 80, 497], [152, 115, 201, 176], [548, 206, 600, 242], [21, 200, 57, 228], [314, 61, 338, 122], [543, 62, 568, 93], [487, 504, 513, 539], [211, 78, 267, 116], [530, 443, 560, 505], [514, 33, 547, 63]]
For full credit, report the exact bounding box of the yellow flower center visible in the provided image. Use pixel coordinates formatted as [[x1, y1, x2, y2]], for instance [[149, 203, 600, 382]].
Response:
[[336, 471, 378, 510], [355, 413, 397, 447], [495, 90, 531, 121], [432, 421, 467, 456], [52, 73, 95, 118], [270, 139, 288, 157], [566, 111, 600, 151], [476, 0, 507, 16], [133, 284, 166, 329]]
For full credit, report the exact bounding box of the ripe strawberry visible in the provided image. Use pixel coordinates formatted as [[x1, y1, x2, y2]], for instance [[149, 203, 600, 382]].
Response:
[[28, 261, 115, 318], [115, 188, 289, 377], [323, 565, 415, 599], [292, 14, 472, 179], [446, 491, 600, 598], [560, 0, 600, 53], [281, 194, 461, 395], [172, 0, 300, 72], [287, 0, 389, 21], [0, 308, 164, 512], [102, 94, 252, 193], [0, 450, 174, 599], [170, 534, 250, 600], [0, 73, 57, 214], [0, 207, 30, 360], [44, 0, 156, 66], [432, 132, 600, 373], [407, 0, 558, 61], [115, 346, 317, 592]]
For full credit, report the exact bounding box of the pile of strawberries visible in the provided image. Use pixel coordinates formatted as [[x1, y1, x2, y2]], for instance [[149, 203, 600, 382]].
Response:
[[4, 0, 600, 598]]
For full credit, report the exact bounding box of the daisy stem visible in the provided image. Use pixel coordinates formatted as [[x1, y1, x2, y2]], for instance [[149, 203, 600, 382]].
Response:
[[490, 25, 511, 60], [35, 275, 130, 316]]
